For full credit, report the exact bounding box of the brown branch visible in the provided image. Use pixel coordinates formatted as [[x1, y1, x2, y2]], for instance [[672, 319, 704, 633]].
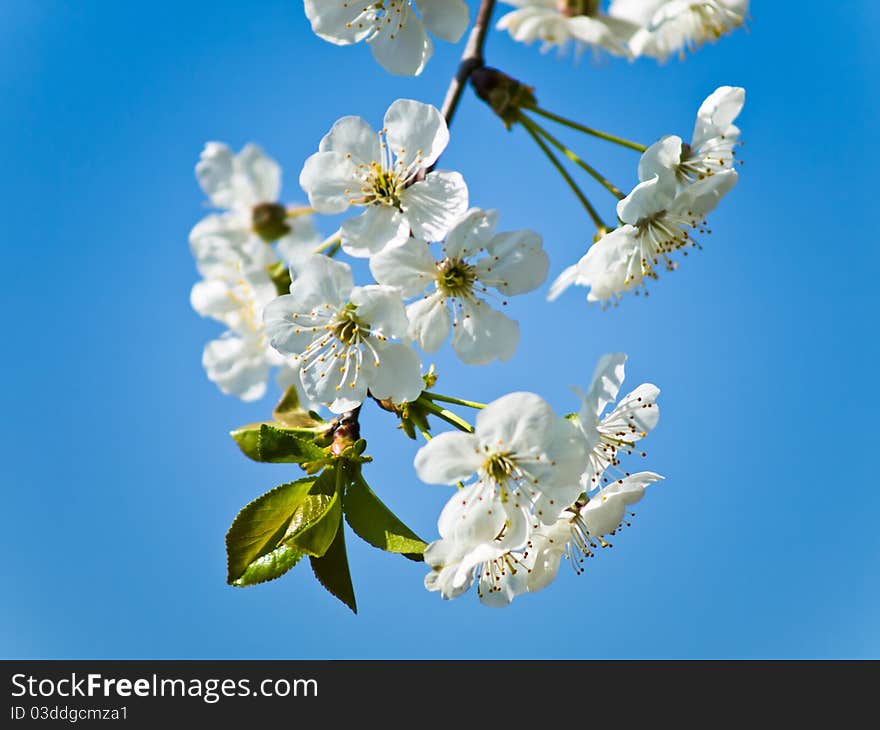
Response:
[[419, 0, 496, 179], [439, 0, 497, 126]]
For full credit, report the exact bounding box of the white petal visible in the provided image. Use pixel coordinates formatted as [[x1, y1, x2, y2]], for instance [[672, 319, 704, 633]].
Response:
[[475, 229, 548, 296], [414, 431, 482, 485], [401, 171, 469, 241], [304, 0, 373, 44], [420, 0, 469, 41], [638, 135, 684, 182], [364, 341, 424, 404], [443, 207, 498, 259], [584, 353, 628, 419], [602, 383, 661, 439], [287, 255, 354, 313], [237, 143, 281, 203], [196, 142, 237, 209], [299, 151, 359, 214], [317, 115, 381, 165], [670, 168, 738, 219], [301, 349, 369, 413], [190, 279, 236, 321], [262, 294, 321, 356], [475, 392, 556, 456], [349, 285, 409, 339], [575, 226, 640, 301], [581, 472, 663, 536], [617, 174, 675, 224], [276, 215, 322, 274], [370, 237, 437, 297], [406, 293, 451, 353], [370, 11, 432, 76], [451, 299, 519, 365], [546, 263, 583, 302], [384, 99, 449, 169], [695, 85, 745, 135], [340, 206, 410, 258], [202, 335, 270, 402]]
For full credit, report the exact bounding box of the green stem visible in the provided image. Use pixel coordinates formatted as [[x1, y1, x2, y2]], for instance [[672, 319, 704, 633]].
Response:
[[519, 113, 608, 231], [314, 232, 342, 255], [422, 391, 486, 410], [418, 397, 475, 434], [529, 106, 648, 153], [522, 113, 626, 200]]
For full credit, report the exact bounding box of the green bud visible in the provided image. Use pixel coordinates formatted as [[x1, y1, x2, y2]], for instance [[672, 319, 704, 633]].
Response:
[[252, 202, 291, 242]]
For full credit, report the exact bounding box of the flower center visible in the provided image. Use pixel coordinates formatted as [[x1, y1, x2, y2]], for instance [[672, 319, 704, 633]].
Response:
[[367, 165, 403, 208], [251, 202, 291, 242], [483, 452, 518, 486], [556, 0, 599, 18], [436, 258, 477, 299], [331, 306, 370, 345]]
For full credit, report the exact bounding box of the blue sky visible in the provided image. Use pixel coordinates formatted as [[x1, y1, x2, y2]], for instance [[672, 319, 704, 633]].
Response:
[[1, 1, 877, 658]]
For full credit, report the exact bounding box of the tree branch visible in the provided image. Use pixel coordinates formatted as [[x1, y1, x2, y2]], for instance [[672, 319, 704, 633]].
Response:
[[439, 0, 497, 127]]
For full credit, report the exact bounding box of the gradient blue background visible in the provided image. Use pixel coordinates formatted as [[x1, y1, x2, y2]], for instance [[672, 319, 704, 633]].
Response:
[[2, 1, 877, 658]]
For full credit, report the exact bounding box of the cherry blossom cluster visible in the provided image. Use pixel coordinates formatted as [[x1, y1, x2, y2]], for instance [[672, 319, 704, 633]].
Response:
[[186, 1, 751, 611], [549, 85, 744, 303], [191, 100, 549, 414], [302, 0, 748, 76], [415, 353, 662, 606], [496, 0, 748, 61]]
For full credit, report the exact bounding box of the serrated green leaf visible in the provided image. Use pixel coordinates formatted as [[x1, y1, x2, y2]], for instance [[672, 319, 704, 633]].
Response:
[[258, 424, 327, 464], [310, 525, 357, 614], [273, 385, 324, 429], [230, 422, 275, 461], [344, 475, 427, 561], [285, 469, 341, 558], [225, 478, 315, 584], [232, 544, 303, 587]]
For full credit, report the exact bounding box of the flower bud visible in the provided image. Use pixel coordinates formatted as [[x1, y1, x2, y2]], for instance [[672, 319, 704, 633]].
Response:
[[251, 202, 291, 242], [470, 67, 537, 129]]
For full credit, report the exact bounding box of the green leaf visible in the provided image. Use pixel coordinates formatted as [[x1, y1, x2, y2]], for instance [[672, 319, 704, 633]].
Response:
[[257, 424, 327, 464], [226, 477, 315, 584], [232, 544, 303, 587], [344, 475, 427, 561], [310, 525, 357, 614], [273, 385, 324, 429], [285, 469, 341, 558], [267, 260, 292, 297], [230, 422, 275, 461]]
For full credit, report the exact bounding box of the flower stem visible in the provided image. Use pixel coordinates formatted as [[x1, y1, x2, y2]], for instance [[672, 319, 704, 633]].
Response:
[[529, 106, 647, 153], [417, 397, 475, 434], [422, 391, 486, 410], [521, 113, 626, 200], [286, 205, 315, 218], [518, 113, 608, 232], [314, 232, 342, 256]]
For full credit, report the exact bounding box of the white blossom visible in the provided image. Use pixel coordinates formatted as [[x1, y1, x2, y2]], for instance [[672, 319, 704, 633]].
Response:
[[191, 142, 321, 273], [526, 471, 664, 591], [263, 255, 424, 413], [609, 0, 748, 61], [370, 208, 548, 364], [572, 353, 660, 490], [415, 392, 587, 524], [303, 0, 470, 76], [190, 242, 308, 403], [423, 482, 531, 604], [496, 0, 638, 57], [639, 86, 745, 185], [300, 99, 468, 258], [550, 168, 738, 301]]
